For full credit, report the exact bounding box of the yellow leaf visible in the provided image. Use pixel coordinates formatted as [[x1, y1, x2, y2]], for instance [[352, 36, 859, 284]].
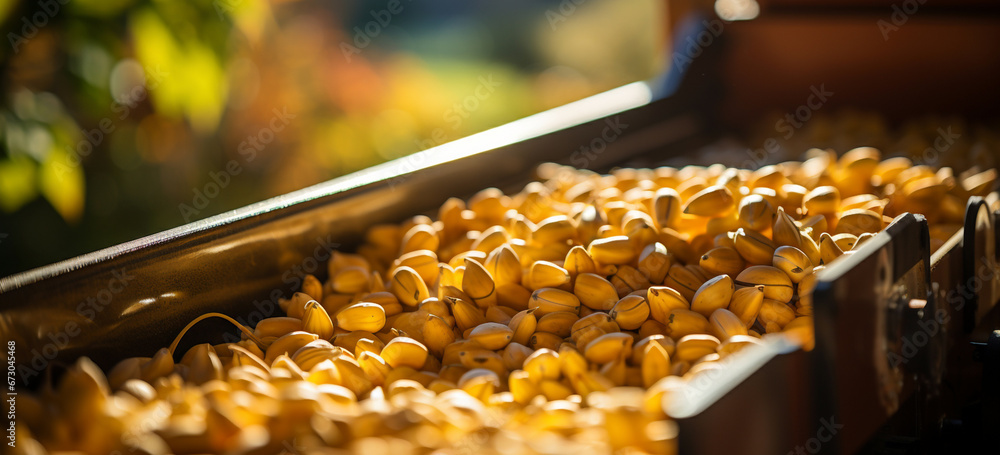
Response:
[[183, 43, 227, 134], [131, 9, 184, 119], [224, 0, 273, 44], [39, 149, 85, 223], [0, 156, 37, 213], [130, 8, 227, 134]]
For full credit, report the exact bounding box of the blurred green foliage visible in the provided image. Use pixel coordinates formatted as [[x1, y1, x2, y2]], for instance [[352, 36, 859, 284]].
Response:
[[0, 0, 662, 276]]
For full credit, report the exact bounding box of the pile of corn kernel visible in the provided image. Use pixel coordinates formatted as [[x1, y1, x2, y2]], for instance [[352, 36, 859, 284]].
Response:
[[14, 148, 997, 455]]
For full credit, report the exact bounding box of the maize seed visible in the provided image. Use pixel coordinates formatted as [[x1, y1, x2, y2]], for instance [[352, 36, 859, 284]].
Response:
[[609, 295, 651, 330], [38, 149, 994, 454], [584, 332, 633, 364], [735, 266, 794, 303], [529, 287, 581, 316], [682, 185, 735, 217], [390, 266, 430, 307], [468, 322, 514, 350], [336, 302, 387, 333], [772, 246, 814, 283], [587, 235, 637, 265], [690, 275, 735, 317], [535, 311, 579, 338], [381, 337, 429, 370]]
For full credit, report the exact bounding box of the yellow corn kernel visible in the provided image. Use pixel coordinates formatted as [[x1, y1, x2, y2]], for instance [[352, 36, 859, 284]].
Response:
[[496, 283, 532, 311], [708, 308, 748, 341], [421, 314, 455, 358], [674, 334, 721, 363], [961, 169, 997, 197], [393, 249, 440, 284], [285, 292, 315, 319], [471, 225, 510, 253], [507, 308, 538, 346], [458, 349, 507, 377], [587, 235, 637, 265], [647, 286, 690, 325], [139, 348, 174, 384], [389, 266, 430, 307], [733, 227, 777, 265], [380, 337, 428, 370], [532, 215, 576, 244], [302, 274, 324, 302], [584, 332, 633, 364], [448, 249, 486, 270], [835, 209, 882, 236], [523, 348, 561, 382], [458, 368, 500, 402], [400, 224, 440, 255], [336, 302, 387, 333], [540, 379, 575, 401], [772, 207, 802, 249], [735, 265, 794, 303], [571, 312, 619, 341], [535, 311, 579, 338], [608, 264, 652, 297], [663, 264, 704, 302], [462, 258, 497, 307], [563, 245, 597, 279], [448, 299, 486, 332], [254, 317, 303, 339], [302, 300, 334, 341], [351, 336, 384, 358], [529, 288, 581, 316], [468, 322, 514, 350], [772, 245, 814, 283], [658, 227, 699, 265], [609, 295, 650, 331], [665, 309, 710, 340], [690, 275, 735, 317], [574, 273, 619, 311], [738, 194, 775, 232], [501, 342, 534, 371], [758, 299, 796, 328], [783, 316, 815, 351], [639, 319, 667, 339], [682, 185, 735, 217], [573, 325, 607, 352], [699, 246, 745, 277], [818, 232, 844, 265], [636, 242, 671, 285], [265, 331, 319, 365], [358, 291, 402, 316], [728, 285, 765, 326], [803, 186, 840, 215], [653, 187, 682, 228], [508, 370, 541, 404], [356, 351, 391, 386], [484, 305, 512, 325], [641, 341, 671, 388], [798, 229, 823, 266], [632, 335, 675, 365], [529, 331, 564, 351], [484, 244, 522, 286], [182, 343, 224, 385], [527, 260, 571, 290]]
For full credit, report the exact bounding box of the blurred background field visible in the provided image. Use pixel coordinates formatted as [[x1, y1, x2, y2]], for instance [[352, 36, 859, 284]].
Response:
[[0, 0, 664, 276]]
